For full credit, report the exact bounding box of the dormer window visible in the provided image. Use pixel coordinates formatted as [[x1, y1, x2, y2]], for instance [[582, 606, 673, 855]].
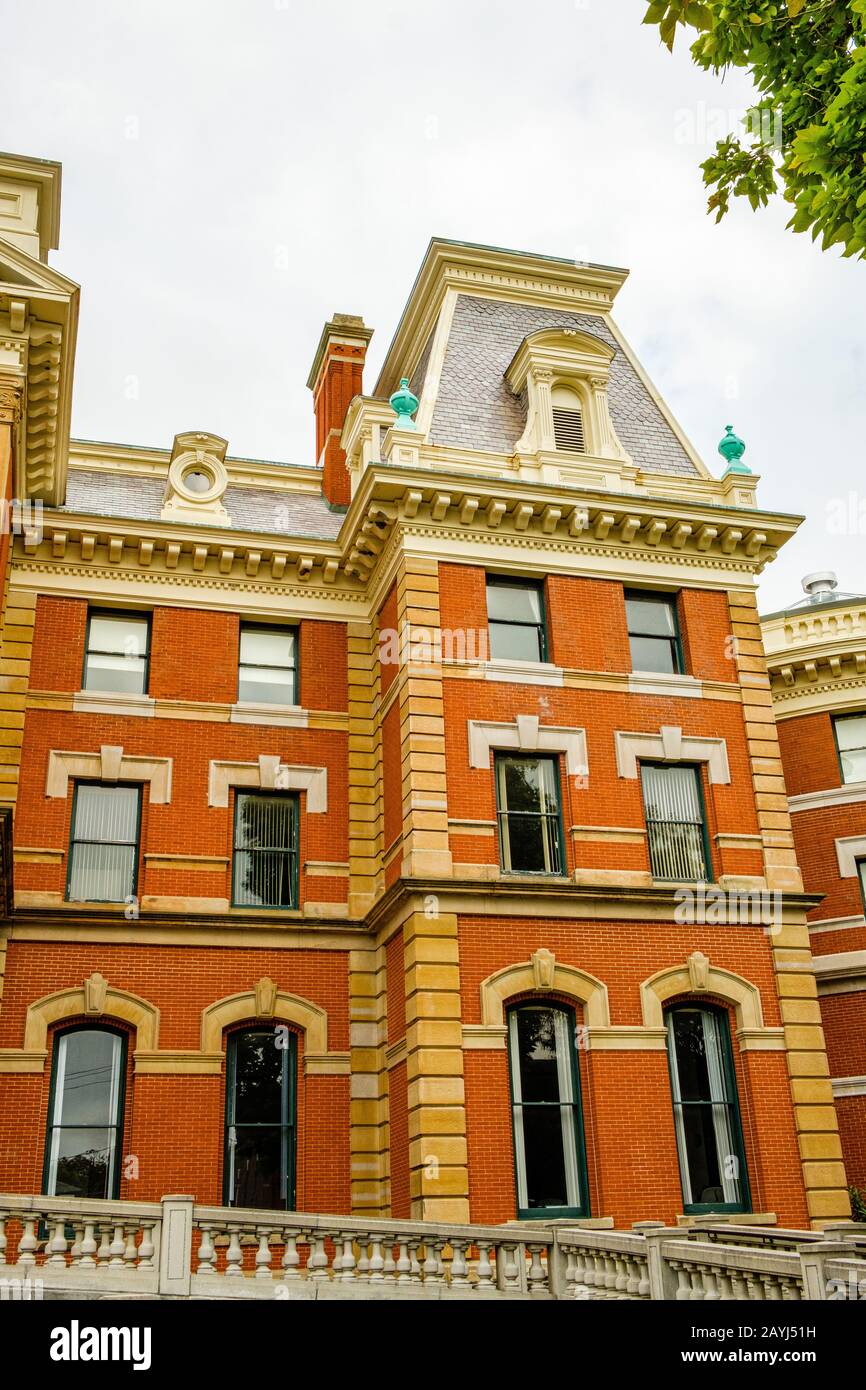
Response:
[[551, 386, 585, 453], [506, 327, 630, 466]]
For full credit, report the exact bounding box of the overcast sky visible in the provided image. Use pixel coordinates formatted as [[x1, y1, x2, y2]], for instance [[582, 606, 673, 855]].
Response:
[[5, 0, 864, 612]]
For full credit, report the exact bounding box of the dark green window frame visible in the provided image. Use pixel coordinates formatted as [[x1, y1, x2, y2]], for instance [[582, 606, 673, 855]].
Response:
[[625, 589, 684, 675], [42, 1025, 128, 1200], [832, 712, 866, 786], [665, 1003, 751, 1216], [238, 623, 299, 706], [65, 782, 142, 904], [82, 608, 151, 695], [495, 752, 566, 877], [507, 1001, 590, 1220], [640, 761, 713, 883], [224, 1026, 297, 1210], [858, 859, 866, 916], [231, 791, 299, 910], [486, 575, 549, 663]]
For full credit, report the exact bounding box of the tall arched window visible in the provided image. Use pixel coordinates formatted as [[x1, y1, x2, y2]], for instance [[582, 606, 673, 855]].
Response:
[[507, 1002, 589, 1218], [224, 1027, 296, 1210], [665, 1004, 750, 1214], [44, 1027, 127, 1199]]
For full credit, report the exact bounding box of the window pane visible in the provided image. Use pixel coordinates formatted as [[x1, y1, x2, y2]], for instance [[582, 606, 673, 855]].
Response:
[[73, 786, 139, 843], [236, 795, 296, 850], [487, 581, 542, 625], [626, 596, 676, 637], [841, 748, 866, 783], [88, 615, 149, 657], [667, 1008, 744, 1209], [500, 758, 558, 815], [238, 666, 296, 705], [641, 765, 707, 881], [488, 621, 543, 663], [629, 634, 676, 674], [641, 765, 701, 822], [232, 1030, 285, 1124], [68, 843, 136, 902], [239, 628, 296, 668], [514, 1008, 562, 1103], [835, 715, 866, 752], [84, 653, 148, 694], [670, 1010, 713, 1102], [54, 1032, 121, 1126], [51, 1127, 116, 1198], [519, 1106, 570, 1209], [230, 1127, 284, 1209]]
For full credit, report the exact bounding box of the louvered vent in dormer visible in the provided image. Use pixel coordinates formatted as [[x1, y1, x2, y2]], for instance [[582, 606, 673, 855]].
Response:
[[552, 405, 585, 453]]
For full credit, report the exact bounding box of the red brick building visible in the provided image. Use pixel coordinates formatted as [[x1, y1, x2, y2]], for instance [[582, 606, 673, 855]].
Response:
[[0, 177, 852, 1230], [764, 573, 866, 1203]]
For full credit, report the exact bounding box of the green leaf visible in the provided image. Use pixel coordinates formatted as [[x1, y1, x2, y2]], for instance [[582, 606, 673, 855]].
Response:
[[787, 0, 806, 16]]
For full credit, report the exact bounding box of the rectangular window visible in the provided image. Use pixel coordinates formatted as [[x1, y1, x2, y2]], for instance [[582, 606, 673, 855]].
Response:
[[508, 1004, 589, 1218], [667, 1006, 750, 1213], [640, 763, 710, 882], [232, 792, 299, 909], [238, 625, 298, 705], [225, 1027, 296, 1210], [486, 577, 547, 663], [625, 590, 683, 674], [83, 611, 150, 694], [496, 754, 564, 875], [66, 785, 140, 903], [834, 713, 866, 785]]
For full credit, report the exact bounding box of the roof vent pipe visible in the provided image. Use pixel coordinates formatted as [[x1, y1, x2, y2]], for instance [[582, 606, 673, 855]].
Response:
[[801, 571, 839, 604]]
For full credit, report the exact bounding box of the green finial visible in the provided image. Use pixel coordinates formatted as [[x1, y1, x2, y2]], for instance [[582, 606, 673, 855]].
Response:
[[718, 423, 750, 475], [389, 377, 419, 430]]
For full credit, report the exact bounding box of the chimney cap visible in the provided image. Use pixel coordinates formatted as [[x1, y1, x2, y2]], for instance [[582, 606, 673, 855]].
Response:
[[306, 313, 373, 392]]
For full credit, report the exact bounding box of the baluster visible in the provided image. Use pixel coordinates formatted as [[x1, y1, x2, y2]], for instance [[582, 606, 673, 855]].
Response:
[[108, 1223, 126, 1267], [69, 1223, 83, 1264], [355, 1239, 370, 1280], [625, 1256, 641, 1298], [449, 1239, 470, 1287], [717, 1269, 735, 1300], [745, 1273, 766, 1300], [763, 1274, 782, 1300], [614, 1254, 629, 1295], [47, 1218, 69, 1267], [637, 1258, 651, 1299], [308, 1232, 329, 1279], [395, 1239, 411, 1284], [225, 1226, 244, 1277], [255, 1228, 274, 1279], [409, 1240, 423, 1281], [498, 1242, 521, 1292], [338, 1234, 357, 1281], [368, 1236, 385, 1280], [475, 1241, 494, 1290], [701, 1264, 721, 1300], [79, 1220, 98, 1269], [730, 1270, 749, 1299], [671, 1260, 691, 1300], [383, 1241, 396, 1278], [526, 1243, 548, 1294], [96, 1224, 112, 1266], [138, 1222, 156, 1270], [281, 1229, 301, 1281], [196, 1224, 216, 1275], [780, 1276, 800, 1301], [17, 1215, 39, 1269], [422, 1240, 440, 1286], [123, 1225, 139, 1268]]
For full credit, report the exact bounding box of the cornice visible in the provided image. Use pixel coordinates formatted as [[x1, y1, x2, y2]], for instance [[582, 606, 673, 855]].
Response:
[[69, 439, 323, 494], [375, 238, 629, 398]]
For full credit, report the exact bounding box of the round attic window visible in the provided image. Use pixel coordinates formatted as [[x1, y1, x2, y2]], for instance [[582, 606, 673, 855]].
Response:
[[183, 469, 212, 494]]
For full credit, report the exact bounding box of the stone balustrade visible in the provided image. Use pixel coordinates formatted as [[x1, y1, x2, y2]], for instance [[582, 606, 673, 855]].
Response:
[[0, 1192, 864, 1301]]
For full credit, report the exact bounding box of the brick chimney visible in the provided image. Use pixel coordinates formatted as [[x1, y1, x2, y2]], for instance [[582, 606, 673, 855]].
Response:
[[306, 314, 373, 507]]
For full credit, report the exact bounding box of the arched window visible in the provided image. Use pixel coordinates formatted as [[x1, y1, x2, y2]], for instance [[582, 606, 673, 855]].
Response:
[[43, 1027, 127, 1199], [507, 1002, 589, 1218], [665, 1004, 750, 1214], [224, 1027, 297, 1210], [551, 385, 586, 453]]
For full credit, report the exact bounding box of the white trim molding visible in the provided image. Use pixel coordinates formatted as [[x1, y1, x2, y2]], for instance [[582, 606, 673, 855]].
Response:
[[812, 950, 866, 996], [835, 835, 866, 878], [467, 715, 588, 778], [627, 673, 703, 700], [789, 781, 866, 814], [615, 725, 730, 783], [46, 746, 173, 802], [72, 690, 156, 718], [480, 658, 564, 688], [208, 755, 327, 811], [229, 702, 309, 728], [639, 951, 784, 1051], [831, 1075, 866, 1099]]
